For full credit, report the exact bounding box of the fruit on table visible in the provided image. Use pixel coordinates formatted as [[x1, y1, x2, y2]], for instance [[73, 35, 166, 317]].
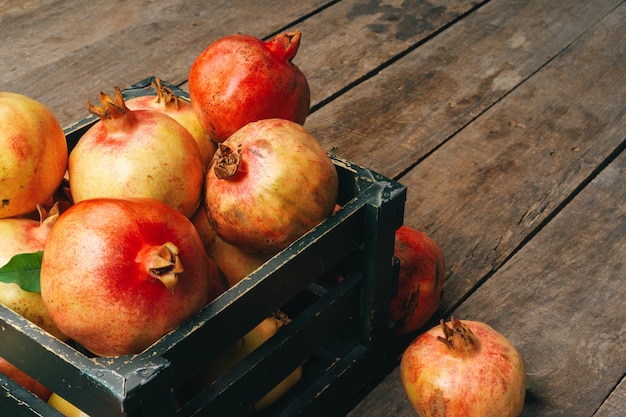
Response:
[[401, 318, 526, 417], [192, 312, 303, 411], [0, 92, 67, 219], [39, 197, 227, 356], [48, 393, 90, 417], [125, 77, 217, 167], [188, 31, 310, 142], [68, 87, 204, 218], [390, 225, 445, 336], [204, 118, 338, 254], [0, 356, 52, 401], [0, 204, 67, 340]]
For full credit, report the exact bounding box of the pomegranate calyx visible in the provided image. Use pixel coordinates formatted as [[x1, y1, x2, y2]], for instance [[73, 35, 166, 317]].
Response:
[[214, 143, 242, 179], [436, 317, 479, 356], [39, 202, 60, 227], [87, 87, 129, 120], [147, 242, 184, 292], [151, 78, 180, 110], [267, 31, 302, 62]]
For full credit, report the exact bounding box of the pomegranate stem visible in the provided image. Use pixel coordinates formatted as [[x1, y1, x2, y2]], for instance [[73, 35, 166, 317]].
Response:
[[147, 242, 183, 292], [437, 317, 480, 356]]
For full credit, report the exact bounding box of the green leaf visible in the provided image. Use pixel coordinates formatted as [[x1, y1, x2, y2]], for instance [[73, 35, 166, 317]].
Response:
[[0, 251, 43, 293]]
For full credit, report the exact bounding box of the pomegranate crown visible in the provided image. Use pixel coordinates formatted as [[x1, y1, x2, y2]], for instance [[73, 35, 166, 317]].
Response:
[[87, 86, 130, 119]]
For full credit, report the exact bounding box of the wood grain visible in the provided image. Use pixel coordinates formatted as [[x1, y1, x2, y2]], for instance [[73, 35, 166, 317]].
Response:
[[328, 0, 626, 313], [275, 0, 484, 108], [305, 0, 622, 178], [451, 148, 626, 416], [349, 145, 626, 417], [347, 2, 626, 416], [1, 0, 485, 128], [593, 377, 626, 417]]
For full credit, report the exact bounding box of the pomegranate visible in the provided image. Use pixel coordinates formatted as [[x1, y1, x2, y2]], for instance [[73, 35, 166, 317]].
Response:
[[204, 118, 338, 254], [189, 202, 218, 254], [125, 78, 217, 167], [68, 87, 204, 218], [40, 198, 227, 356], [0, 356, 52, 401], [0, 204, 67, 340], [48, 393, 90, 417], [206, 235, 271, 288], [191, 204, 270, 287], [188, 31, 310, 142], [390, 226, 445, 336], [401, 318, 526, 417], [191, 312, 302, 410], [0, 92, 67, 218]]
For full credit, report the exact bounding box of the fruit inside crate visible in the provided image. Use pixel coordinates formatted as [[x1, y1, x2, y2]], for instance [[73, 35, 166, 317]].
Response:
[[0, 77, 406, 417]]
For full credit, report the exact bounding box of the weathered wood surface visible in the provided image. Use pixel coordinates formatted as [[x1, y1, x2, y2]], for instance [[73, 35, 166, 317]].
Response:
[[345, 2, 626, 414], [386, 0, 626, 312], [1, 0, 625, 416], [456, 149, 626, 415], [305, 0, 623, 177], [594, 377, 626, 417]]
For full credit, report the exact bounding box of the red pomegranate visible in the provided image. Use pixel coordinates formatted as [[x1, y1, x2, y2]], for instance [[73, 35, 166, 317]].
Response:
[[0, 357, 52, 401], [390, 226, 445, 336], [204, 118, 338, 254], [40, 197, 227, 356], [188, 31, 310, 142], [401, 318, 526, 417]]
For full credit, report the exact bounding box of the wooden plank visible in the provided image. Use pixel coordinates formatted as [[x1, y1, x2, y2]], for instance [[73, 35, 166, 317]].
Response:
[[348, 145, 626, 417], [315, 0, 625, 313], [0, 0, 483, 128], [346, 3, 626, 415], [593, 377, 626, 417], [305, 0, 622, 178], [0, 0, 173, 81], [271, 0, 484, 108], [449, 151, 626, 416], [346, 366, 413, 416]]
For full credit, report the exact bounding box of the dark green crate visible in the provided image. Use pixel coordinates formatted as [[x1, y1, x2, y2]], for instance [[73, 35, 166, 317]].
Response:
[[0, 77, 406, 417]]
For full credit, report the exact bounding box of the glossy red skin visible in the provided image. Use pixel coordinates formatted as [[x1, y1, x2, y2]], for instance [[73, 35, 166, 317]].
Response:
[[400, 320, 526, 417], [188, 32, 310, 142], [204, 118, 338, 254], [390, 225, 445, 336], [0, 357, 52, 401], [40, 198, 227, 357]]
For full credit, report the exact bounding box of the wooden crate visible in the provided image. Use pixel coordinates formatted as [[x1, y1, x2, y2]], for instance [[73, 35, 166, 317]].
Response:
[[0, 77, 406, 417]]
